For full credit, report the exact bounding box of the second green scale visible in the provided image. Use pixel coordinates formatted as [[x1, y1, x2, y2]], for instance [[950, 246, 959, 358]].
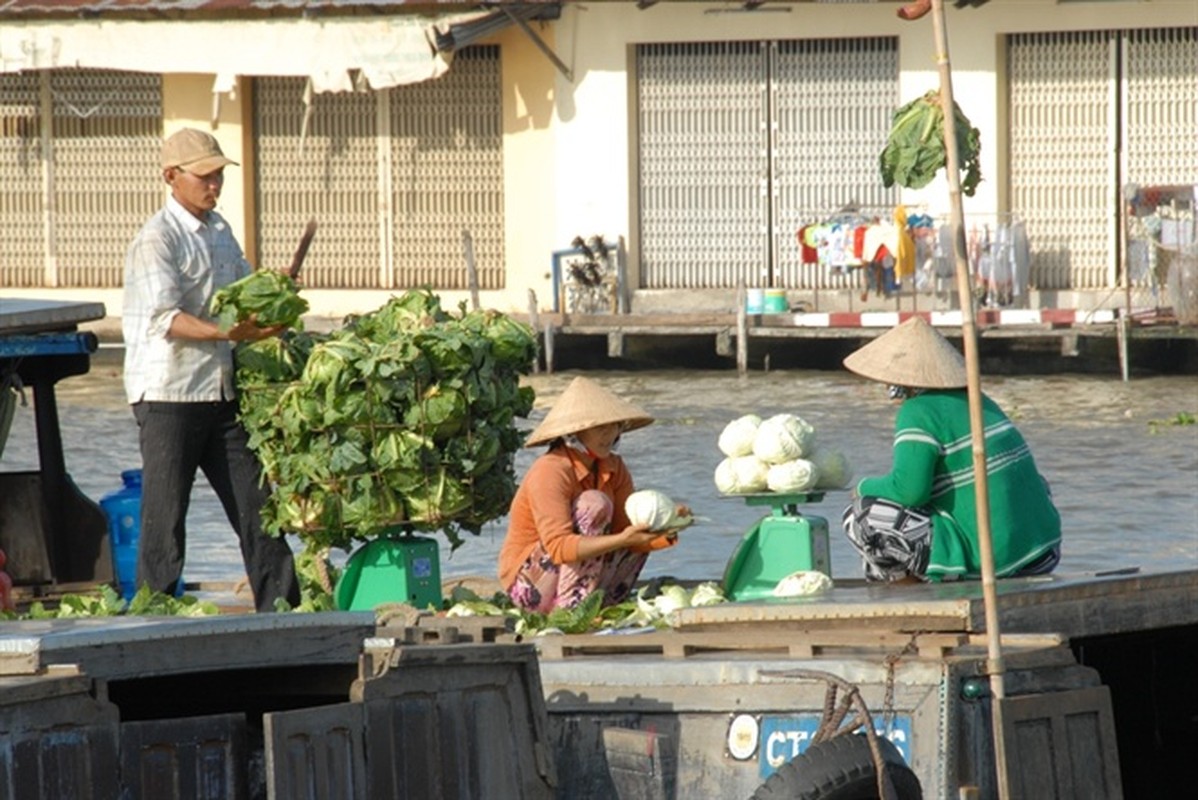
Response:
[[720, 492, 832, 602]]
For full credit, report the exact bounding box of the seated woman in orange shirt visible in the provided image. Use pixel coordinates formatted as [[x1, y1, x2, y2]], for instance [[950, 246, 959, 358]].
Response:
[[498, 376, 679, 612]]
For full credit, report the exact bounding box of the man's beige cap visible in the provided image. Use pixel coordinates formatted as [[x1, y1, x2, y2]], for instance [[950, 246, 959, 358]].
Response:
[[524, 376, 654, 447], [161, 128, 238, 174], [843, 316, 968, 389]]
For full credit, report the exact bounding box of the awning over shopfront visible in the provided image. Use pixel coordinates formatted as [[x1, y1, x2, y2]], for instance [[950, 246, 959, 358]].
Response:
[[0, 0, 563, 91], [0, 17, 452, 93]]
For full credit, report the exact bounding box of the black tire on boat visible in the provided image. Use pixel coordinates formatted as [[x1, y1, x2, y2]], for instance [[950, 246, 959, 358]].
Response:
[[749, 733, 922, 800]]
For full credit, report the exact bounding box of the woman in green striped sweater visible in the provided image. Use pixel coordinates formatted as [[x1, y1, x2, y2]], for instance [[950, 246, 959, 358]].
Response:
[[841, 317, 1062, 583]]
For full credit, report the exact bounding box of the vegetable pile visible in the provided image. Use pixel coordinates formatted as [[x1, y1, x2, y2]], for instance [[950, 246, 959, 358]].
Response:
[[879, 89, 982, 197], [713, 412, 852, 495], [231, 289, 538, 552]]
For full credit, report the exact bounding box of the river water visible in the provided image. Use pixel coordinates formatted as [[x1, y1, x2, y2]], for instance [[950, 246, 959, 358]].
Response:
[[3, 348, 1196, 587]]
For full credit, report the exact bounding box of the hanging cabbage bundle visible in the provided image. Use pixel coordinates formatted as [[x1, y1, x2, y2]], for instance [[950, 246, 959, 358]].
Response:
[[233, 289, 537, 552], [879, 89, 982, 197]]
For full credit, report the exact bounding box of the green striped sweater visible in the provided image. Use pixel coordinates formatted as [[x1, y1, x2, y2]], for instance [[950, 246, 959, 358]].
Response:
[[857, 390, 1062, 581]]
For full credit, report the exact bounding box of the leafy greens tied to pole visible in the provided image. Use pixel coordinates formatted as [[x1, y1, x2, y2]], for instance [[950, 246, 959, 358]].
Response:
[[879, 89, 982, 197]]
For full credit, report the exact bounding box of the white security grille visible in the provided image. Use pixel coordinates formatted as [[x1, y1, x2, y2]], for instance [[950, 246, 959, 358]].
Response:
[[0, 73, 42, 288], [1009, 31, 1113, 291], [1009, 27, 1197, 292], [0, 70, 160, 289], [636, 38, 899, 290], [51, 70, 162, 287], [772, 37, 899, 291], [253, 47, 504, 290], [637, 42, 768, 290], [255, 78, 382, 287], [1124, 27, 1198, 189], [390, 46, 505, 291]]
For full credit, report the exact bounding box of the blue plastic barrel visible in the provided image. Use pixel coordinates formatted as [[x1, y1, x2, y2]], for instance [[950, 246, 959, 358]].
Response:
[[99, 469, 142, 601]]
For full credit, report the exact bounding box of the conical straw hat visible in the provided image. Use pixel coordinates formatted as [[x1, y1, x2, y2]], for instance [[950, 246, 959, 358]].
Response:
[[843, 316, 967, 389], [524, 376, 654, 447]]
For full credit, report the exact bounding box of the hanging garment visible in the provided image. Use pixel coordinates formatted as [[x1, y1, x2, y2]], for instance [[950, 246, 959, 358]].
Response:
[[934, 224, 954, 279], [893, 204, 916, 280]]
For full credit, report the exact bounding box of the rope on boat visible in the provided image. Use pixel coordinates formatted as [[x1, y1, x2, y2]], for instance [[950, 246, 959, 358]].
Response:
[[759, 665, 911, 800]]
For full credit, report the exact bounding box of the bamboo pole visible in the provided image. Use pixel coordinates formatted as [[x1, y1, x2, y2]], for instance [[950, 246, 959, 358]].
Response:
[[928, 3, 1011, 797]]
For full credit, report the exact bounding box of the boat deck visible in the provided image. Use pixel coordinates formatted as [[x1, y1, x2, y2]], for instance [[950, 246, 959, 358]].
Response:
[[672, 568, 1198, 640]]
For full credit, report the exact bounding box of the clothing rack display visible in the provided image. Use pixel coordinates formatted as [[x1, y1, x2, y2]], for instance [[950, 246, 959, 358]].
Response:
[[923, 212, 1028, 308], [794, 203, 930, 309]]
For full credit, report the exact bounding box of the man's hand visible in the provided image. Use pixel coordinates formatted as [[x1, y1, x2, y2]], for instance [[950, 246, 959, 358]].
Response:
[[226, 317, 286, 342]]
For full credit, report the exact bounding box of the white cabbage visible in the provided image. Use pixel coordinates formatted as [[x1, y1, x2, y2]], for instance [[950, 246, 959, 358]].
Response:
[[812, 449, 853, 489], [752, 413, 817, 464], [690, 581, 726, 607], [772, 570, 833, 597], [625, 489, 677, 530], [714, 456, 769, 494], [718, 414, 762, 457], [635, 584, 691, 620], [766, 459, 820, 493], [633, 582, 727, 627]]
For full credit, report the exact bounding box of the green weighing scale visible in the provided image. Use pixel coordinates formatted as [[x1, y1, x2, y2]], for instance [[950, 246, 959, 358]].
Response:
[[335, 527, 443, 611], [720, 491, 832, 601]]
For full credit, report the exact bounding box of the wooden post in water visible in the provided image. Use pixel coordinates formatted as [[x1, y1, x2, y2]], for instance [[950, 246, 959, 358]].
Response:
[[736, 280, 749, 375], [1117, 314, 1130, 382], [616, 236, 630, 315], [929, 2, 1010, 797], [463, 230, 480, 311], [527, 289, 542, 375], [543, 320, 555, 375]]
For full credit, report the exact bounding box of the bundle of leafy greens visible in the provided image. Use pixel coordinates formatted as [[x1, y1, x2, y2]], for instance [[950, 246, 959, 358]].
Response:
[[1, 585, 221, 619], [234, 289, 538, 553], [443, 580, 729, 636], [210, 269, 309, 331], [879, 89, 982, 197]]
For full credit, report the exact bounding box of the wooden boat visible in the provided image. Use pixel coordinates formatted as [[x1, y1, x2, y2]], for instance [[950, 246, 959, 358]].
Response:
[[4, 300, 1195, 798]]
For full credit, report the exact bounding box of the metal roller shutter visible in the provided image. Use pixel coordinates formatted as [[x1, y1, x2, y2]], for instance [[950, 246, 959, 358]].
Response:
[[635, 38, 898, 291], [389, 46, 505, 291], [0, 73, 42, 288], [637, 41, 768, 291], [255, 78, 382, 288], [1124, 27, 1198, 188], [1009, 27, 1198, 292], [50, 70, 162, 288], [0, 70, 160, 289], [1009, 31, 1113, 291], [253, 46, 504, 291], [772, 37, 899, 293]]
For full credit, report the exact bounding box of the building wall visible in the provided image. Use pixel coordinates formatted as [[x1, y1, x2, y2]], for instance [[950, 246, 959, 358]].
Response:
[[4, 0, 1195, 324], [546, 0, 1195, 238]]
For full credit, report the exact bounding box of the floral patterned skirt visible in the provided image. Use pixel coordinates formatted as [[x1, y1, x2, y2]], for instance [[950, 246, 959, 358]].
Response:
[[506, 535, 648, 613]]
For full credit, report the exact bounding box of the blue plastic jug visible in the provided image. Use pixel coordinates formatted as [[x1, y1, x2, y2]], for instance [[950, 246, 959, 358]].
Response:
[[99, 469, 142, 601]]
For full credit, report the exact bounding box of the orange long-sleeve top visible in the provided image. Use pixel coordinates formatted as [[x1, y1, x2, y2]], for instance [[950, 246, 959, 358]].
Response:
[[498, 443, 645, 590]]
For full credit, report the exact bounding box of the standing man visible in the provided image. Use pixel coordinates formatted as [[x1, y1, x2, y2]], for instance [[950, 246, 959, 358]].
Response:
[[122, 128, 300, 611]]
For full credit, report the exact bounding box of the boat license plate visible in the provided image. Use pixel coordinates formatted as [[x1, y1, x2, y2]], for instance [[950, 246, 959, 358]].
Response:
[[758, 714, 913, 779]]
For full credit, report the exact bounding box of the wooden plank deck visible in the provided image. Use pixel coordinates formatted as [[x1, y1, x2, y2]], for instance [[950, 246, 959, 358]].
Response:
[[0, 612, 375, 678], [672, 569, 1198, 639]]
